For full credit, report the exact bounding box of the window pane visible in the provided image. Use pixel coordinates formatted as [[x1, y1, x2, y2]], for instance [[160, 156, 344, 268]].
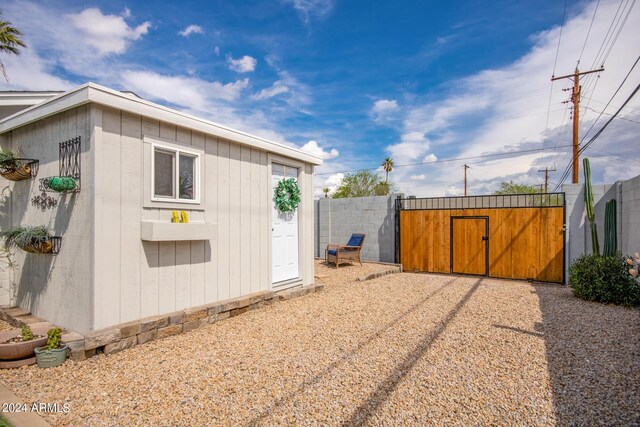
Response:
[[179, 154, 195, 200], [154, 149, 175, 198]]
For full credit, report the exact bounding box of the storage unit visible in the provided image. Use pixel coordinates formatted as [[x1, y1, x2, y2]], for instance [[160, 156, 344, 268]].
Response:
[[0, 83, 322, 333]]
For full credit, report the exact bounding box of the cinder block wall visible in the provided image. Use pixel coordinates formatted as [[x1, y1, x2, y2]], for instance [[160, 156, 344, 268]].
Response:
[[314, 194, 401, 263], [620, 174, 640, 256], [564, 173, 640, 282]]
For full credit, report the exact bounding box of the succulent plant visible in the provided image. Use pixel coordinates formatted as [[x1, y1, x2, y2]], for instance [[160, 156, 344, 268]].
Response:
[[21, 324, 33, 341], [583, 158, 600, 256], [603, 199, 617, 257], [627, 252, 640, 283], [45, 327, 62, 351]]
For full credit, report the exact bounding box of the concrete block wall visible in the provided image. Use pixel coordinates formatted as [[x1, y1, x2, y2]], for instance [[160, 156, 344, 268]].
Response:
[[564, 173, 640, 282], [314, 194, 401, 263], [620, 174, 640, 256]]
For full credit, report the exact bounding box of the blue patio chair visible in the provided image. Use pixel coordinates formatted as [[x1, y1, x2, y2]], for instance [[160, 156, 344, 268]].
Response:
[[325, 233, 366, 267]]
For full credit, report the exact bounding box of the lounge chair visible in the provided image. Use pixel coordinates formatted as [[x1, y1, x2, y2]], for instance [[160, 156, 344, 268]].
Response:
[[325, 233, 366, 267]]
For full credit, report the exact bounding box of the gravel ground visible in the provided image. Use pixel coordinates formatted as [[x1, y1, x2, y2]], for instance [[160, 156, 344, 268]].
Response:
[[0, 262, 638, 426], [0, 319, 14, 332]]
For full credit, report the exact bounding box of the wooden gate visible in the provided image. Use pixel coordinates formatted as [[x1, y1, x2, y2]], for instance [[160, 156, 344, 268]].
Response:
[[396, 193, 565, 283]]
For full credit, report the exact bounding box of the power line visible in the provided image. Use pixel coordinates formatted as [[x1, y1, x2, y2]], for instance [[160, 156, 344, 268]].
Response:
[[551, 79, 640, 191], [578, 0, 601, 63], [315, 145, 572, 176], [584, 106, 640, 125]]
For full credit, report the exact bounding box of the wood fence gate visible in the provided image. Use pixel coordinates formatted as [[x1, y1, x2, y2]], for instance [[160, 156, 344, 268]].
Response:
[[396, 193, 565, 283]]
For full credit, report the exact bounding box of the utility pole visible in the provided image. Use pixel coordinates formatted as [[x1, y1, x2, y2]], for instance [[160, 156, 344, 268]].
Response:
[[551, 67, 604, 183], [538, 166, 556, 193], [463, 164, 470, 196]]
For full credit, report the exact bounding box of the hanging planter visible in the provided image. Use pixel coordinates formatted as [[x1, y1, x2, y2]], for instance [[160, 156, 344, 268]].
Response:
[[0, 158, 39, 181], [0, 226, 61, 255], [274, 178, 301, 213], [39, 176, 79, 193]]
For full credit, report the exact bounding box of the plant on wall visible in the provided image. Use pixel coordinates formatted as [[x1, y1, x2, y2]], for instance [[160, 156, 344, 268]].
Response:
[[0, 225, 58, 254], [274, 178, 301, 212], [0, 148, 38, 181]]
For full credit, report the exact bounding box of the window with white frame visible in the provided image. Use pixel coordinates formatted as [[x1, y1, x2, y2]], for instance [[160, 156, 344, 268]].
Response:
[[151, 143, 200, 203]]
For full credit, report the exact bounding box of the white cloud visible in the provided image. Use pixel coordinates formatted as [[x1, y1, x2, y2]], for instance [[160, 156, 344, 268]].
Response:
[[384, 0, 640, 197], [121, 71, 250, 108], [253, 81, 290, 100], [371, 99, 399, 123], [286, 0, 334, 23], [214, 46, 221, 56], [300, 140, 339, 159], [423, 154, 438, 162], [411, 174, 426, 180], [179, 25, 204, 37], [227, 55, 257, 73], [122, 7, 132, 18], [67, 8, 150, 55]]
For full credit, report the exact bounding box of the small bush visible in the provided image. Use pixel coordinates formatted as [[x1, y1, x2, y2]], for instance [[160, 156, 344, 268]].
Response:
[[45, 327, 62, 350], [569, 253, 640, 306]]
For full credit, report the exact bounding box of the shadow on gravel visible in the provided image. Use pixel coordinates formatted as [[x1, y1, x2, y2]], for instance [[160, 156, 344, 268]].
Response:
[[534, 284, 640, 426], [344, 278, 483, 427], [246, 276, 459, 427]]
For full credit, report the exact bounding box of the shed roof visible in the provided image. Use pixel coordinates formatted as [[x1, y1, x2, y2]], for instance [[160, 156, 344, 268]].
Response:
[[0, 82, 323, 166]]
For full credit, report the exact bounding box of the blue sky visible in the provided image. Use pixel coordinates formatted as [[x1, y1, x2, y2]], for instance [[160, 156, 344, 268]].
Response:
[[1, 0, 639, 196]]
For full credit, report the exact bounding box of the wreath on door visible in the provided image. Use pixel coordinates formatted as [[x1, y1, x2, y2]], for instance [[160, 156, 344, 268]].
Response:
[[274, 178, 301, 212]]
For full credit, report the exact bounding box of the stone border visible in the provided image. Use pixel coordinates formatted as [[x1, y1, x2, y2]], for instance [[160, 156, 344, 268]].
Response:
[[356, 265, 403, 282], [1, 283, 324, 363]]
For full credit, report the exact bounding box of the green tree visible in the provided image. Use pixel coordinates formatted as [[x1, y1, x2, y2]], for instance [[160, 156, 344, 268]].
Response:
[[322, 187, 330, 198], [333, 170, 396, 198], [0, 11, 26, 82], [493, 181, 540, 195], [381, 157, 394, 183]]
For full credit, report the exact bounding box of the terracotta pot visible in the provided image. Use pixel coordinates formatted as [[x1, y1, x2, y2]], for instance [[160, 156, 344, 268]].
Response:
[[0, 329, 48, 361]]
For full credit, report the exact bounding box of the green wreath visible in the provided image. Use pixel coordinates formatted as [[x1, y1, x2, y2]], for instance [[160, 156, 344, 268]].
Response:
[[274, 178, 301, 212]]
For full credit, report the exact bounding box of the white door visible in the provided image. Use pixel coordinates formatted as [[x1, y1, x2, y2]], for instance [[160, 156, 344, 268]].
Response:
[[272, 163, 299, 284]]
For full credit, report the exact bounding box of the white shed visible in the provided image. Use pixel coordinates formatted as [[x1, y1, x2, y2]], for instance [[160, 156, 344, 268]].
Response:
[[0, 83, 322, 334]]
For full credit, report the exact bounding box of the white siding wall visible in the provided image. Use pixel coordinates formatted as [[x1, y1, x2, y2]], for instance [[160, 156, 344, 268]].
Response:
[[93, 106, 315, 330], [0, 106, 93, 332]]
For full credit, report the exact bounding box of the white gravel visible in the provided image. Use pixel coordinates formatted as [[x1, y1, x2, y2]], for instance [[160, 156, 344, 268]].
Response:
[[0, 261, 638, 426]]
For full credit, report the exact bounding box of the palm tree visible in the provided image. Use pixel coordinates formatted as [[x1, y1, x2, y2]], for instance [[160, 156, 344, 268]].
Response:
[[381, 157, 394, 184], [322, 187, 330, 198], [0, 12, 26, 82]]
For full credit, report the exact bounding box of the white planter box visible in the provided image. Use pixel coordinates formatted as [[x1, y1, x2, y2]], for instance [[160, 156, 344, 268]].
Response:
[[140, 221, 217, 241]]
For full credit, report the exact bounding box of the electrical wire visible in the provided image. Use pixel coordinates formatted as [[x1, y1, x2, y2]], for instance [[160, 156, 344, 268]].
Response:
[[579, 0, 601, 63], [315, 145, 572, 176]]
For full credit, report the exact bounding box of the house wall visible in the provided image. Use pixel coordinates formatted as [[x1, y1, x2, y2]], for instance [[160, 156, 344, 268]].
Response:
[[92, 106, 314, 331], [314, 194, 400, 263], [0, 106, 93, 332]]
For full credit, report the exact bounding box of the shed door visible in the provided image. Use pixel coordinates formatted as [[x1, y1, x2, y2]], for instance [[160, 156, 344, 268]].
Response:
[[451, 217, 488, 276], [272, 163, 299, 284]]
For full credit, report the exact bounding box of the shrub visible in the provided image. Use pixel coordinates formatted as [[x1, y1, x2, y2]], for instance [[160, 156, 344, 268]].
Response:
[[626, 252, 640, 283], [569, 253, 640, 306], [0, 225, 50, 251]]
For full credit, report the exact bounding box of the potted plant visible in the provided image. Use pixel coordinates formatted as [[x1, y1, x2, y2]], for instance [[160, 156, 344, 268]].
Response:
[[0, 324, 48, 364], [0, 149, 38, 181], [34, 327, 68, 368], [0, 225, 59, 254]]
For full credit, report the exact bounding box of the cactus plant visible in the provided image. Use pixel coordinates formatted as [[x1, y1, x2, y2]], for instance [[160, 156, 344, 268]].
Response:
[[603, 199, 617, 257], [21, 325, 33, 342], [45, 327, 62, 351], [583, 158, 600, 256]]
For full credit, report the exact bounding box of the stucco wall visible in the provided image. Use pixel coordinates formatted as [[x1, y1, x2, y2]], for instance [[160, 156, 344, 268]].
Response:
[[92, 106, 315, 331], [0, 106, 93, 332], [314, 194, 400, 263]]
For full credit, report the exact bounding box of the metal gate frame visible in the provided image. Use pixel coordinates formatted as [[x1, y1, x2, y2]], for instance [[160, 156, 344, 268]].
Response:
[[395, 192, 567, 283]]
